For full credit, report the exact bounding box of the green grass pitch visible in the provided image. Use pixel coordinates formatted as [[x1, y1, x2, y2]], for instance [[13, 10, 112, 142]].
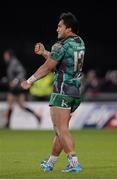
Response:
[[0, 129, 117, 179]]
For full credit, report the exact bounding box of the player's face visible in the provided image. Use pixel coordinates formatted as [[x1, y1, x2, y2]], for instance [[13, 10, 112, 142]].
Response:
[[57, 20, 69, 39]]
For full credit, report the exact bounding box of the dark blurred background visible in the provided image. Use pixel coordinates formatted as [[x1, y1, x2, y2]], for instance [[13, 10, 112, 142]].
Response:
[[0, 1, 116, 77]]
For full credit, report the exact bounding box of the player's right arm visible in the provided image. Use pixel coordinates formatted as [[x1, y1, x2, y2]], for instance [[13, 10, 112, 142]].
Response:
[[21, 57, 58, 90], [34, 43, 50, 60], [21, 42, 65, 90]]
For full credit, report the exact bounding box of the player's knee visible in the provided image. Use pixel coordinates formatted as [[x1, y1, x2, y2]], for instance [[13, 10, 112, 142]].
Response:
[[53, 125, 69, 137], [58, 127, 68, 137], [53, 126, 60, 136]]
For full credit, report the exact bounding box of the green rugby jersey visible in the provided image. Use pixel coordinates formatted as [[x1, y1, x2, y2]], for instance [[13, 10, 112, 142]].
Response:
[[50, 35, 85, 97]]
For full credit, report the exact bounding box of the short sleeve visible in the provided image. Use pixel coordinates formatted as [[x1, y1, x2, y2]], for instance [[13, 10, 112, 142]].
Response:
[[50, 42, 65, 62]]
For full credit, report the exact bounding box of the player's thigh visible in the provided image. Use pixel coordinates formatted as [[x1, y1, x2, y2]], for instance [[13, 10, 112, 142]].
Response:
[[49, 93, 73, 127], [50, 107, 71, 129]]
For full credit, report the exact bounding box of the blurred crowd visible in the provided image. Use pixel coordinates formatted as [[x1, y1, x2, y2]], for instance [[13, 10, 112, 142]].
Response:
[[81, 69, 117, 96]]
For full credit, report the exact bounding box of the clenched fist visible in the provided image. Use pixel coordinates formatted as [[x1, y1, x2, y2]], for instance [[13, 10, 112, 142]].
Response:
[[34, 43, 45, 55], [21, 80, 31, 90]]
